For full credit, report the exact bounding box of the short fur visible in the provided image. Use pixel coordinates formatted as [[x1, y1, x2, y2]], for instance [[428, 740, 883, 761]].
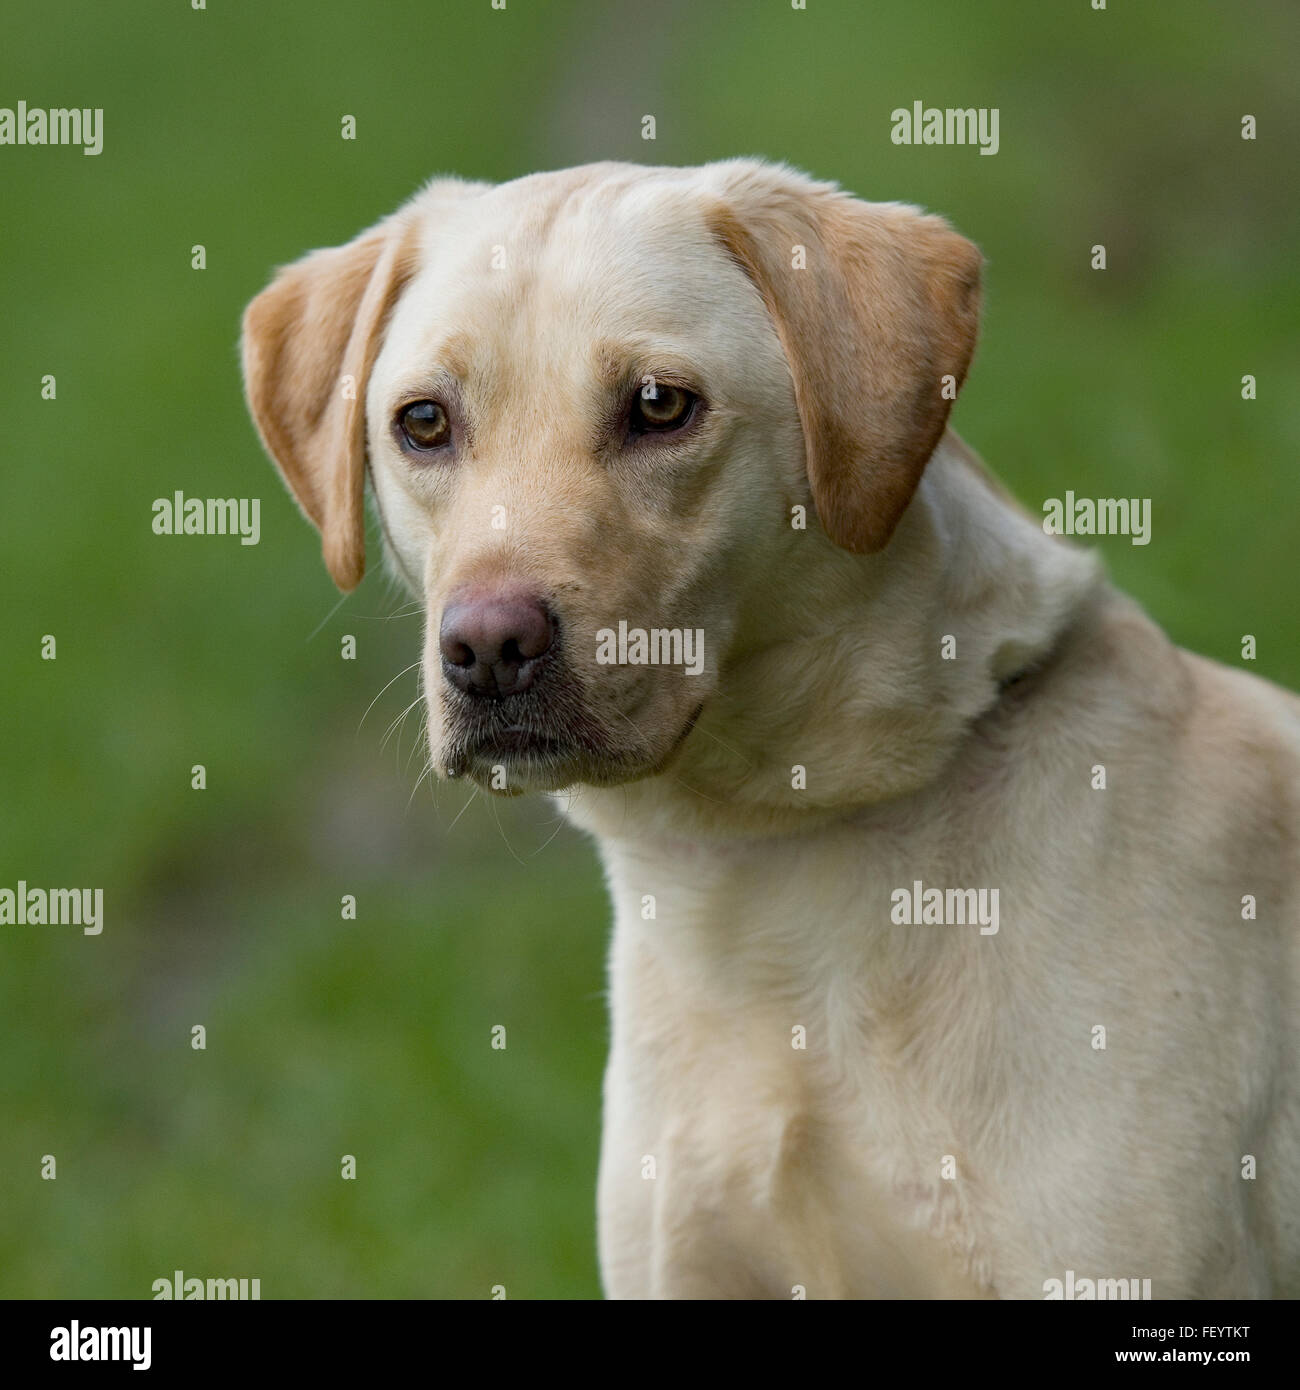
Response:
[[243, 160, 1300, 1299]]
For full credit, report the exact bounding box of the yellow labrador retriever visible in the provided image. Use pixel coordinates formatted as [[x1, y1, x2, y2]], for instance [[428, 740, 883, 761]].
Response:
[[242, 160, 1300, 1299]]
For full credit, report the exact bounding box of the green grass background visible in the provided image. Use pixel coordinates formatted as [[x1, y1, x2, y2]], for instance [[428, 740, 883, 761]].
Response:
[[0, 0, 1296, 1297]]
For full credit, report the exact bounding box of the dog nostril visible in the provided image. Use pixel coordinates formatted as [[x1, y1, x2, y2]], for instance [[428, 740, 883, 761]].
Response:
[[443, 637, 475, 668], [439, 589, 555, 699]]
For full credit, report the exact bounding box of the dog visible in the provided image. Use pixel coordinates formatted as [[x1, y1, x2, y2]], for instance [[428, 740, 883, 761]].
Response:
[[241, 159, 1300, 1299]]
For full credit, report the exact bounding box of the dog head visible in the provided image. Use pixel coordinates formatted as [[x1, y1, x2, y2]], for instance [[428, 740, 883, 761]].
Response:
[[241, 160, 981, 797]]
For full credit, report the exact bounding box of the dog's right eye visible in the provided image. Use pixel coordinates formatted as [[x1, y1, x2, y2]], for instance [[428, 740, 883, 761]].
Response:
[[629, 384, 696, 435], [398, 400, 451, 451]]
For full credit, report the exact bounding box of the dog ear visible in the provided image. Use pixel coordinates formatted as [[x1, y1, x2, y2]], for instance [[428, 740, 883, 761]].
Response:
[[707, 164, 982, 553], [240, 211, 421, 592]]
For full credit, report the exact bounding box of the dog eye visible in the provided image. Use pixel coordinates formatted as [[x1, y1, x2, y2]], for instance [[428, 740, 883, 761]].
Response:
[[399, 400, 451, 450], [629, 384, 696, 435]]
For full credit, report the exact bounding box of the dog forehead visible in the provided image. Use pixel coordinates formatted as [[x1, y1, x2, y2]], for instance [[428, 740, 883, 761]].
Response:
[[382, 164, 769, 377]]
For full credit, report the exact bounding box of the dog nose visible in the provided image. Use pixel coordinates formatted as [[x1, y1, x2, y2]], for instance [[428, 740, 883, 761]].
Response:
[[439, 589, 555, 698]]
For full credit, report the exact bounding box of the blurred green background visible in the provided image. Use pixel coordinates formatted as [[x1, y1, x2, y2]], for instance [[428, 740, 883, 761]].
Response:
[[0, 0, 1296, 1298]]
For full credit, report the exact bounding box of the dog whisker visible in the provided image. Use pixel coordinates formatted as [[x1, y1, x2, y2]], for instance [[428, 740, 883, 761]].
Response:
[[485, 793, 528, 867], [379, 695, 424, 755], [304, 589, 352, 643], [359, 660, 423, 734], [443, 783, 480, 833]]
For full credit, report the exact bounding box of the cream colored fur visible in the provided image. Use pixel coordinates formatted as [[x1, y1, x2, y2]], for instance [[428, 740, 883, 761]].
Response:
[[242, 160, 1300, 1299]]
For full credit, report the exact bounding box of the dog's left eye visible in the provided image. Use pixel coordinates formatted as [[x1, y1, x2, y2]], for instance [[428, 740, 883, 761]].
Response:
[[398, 400, 451, 451], [629, 384, 696, 435]]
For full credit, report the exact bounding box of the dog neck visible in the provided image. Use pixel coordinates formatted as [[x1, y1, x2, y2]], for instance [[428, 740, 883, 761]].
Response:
[[562, 432, 1103, 843]]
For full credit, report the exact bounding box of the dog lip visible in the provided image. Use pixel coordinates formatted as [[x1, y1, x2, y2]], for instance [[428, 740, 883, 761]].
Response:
[[465, 728, 573, 761], [447, 698, 708, 789]]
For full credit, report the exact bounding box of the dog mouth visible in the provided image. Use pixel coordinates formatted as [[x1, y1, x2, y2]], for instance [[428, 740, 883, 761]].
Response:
[[443, 703, 705, 792], [442, 698, 617, 789], [453, 726, 579, 772], [472, 727, 569, 758]]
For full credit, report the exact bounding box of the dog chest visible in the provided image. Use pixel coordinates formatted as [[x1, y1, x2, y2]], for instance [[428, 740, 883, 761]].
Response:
[[596, 843, 994, 1297]]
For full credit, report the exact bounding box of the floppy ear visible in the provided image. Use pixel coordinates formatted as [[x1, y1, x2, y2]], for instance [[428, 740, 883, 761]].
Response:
[[240, 211, 421, 591], [707, 164, 982, 553]]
